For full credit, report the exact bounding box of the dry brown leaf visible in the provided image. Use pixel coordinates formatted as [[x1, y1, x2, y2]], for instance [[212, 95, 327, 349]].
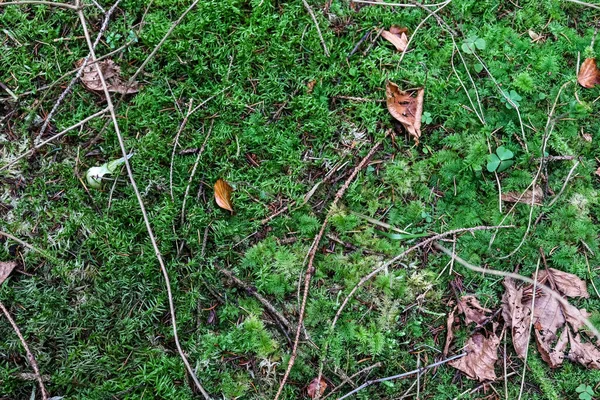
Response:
[[503, 270, 599, 370], [386, 81, 424, 144], [450, 332, 499, 381], [381, 28, 408, 52], [528, 30, 541, 41], [443, 306, 457, 357], [501, 185, 543, 206], [596, 166, 600, 177], [306, 80, 317, 94], [568, 333, 600, 369], [457, 296, 492, 326], [502, 279, 531, 358], [76, 59, 139, 94], [307, 377, 327, 398], [537, 268, 589, 298], [582, 133, 592, 142], [214, 179, 234, 212], [578, 58, 600, 88], [0, 261, 17, 286], [535, 326, 568, 368]]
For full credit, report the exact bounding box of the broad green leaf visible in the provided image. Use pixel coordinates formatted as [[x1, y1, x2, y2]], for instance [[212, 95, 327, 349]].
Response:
[[495, 146, 514, 161], [461, 43, 473, 54], [474, 63, 483, 73], [474, 38, 486, 50], [487, 154, 501, 172], [496, 159, 514, 173]]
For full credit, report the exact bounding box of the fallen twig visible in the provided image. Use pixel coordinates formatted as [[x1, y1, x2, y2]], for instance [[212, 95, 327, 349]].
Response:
[[218, 266, 295, 335], [1, 108, 109, 172], [0, 301, 48, 400], [75, 2, 211, 397], [0, 0, 78, 10], [337, 353, 466, 400], [273, 140, 383, 400], [302, 0, 329, 57], [36, 0, 122, 142], [433, 242, 600, 340]]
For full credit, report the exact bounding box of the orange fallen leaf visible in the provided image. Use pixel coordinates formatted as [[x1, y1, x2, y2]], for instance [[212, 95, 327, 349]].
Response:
[[578, 58, 600, 88], [0, 261, 17, 286], [214, 179, 234, 212], [76, 58, 139, 95], [307, 377, 327, 398], [386, 81, 424, 144], [381, 26, 408, 52], [307, 80, 317, 94]]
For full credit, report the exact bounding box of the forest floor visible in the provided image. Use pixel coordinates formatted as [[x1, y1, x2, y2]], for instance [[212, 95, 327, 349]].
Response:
[[2, 0, 600, 399]]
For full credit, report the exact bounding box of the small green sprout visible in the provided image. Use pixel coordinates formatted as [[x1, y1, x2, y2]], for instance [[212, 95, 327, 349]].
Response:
[[462, 36, 486, 54], [85, 153, 133, 189]]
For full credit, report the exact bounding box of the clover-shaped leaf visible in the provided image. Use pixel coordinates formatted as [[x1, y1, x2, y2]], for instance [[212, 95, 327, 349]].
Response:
[[487, 146, 514, 173]]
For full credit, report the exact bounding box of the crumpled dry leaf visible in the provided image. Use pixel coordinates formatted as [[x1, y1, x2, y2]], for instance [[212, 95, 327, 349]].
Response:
[[569, 333, 600, 369], [578, 58, 600, 89], [214, 179, 234, 212], [386, 81, 424, 144], [381, 26, 408, 52], [502, 279, 531, 358], [501, 185, 543, 206], [457, 296, 492, 326], [537, 268, 589, 299], [76, 58, 139, 94], [0, 261, 17, 286], [450, 332, 499, 381], [443, 306, 457, 357], [502, 270, 598, 370], [528, 30, 544, 42], [596, 166, 600, 177], [307, 377, 327, 398]]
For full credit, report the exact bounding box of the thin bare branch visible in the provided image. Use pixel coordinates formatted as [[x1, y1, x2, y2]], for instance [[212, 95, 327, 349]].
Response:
[[76, 4, 211, 397], [0, 302, 48, 400], [0, 1, 78, 10], [273, 141, 383, 400], [337, 353, 466, 400], [1, 108, 109, 172]]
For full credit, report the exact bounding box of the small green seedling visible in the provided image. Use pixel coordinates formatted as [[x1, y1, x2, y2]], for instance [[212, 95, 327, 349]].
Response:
[[423, 111, 433, 124], [576, 384, 594, 400], [86, 153, 133, 189], [462, 36, 486, 54], [487, 146, 514, 173]]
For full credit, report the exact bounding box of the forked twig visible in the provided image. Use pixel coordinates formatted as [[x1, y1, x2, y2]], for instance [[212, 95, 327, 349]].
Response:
[[337, 352, 466, 400], [0, 302, 48, 400], [434, 243, 600, 340], [0, 1, 78, 10], [75, 2, 211, 397], [1, 108, 109, 172], [273, 141, 383, 400]]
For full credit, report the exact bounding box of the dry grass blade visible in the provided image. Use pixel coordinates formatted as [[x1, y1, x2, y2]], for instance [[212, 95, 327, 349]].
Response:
[[214, 179, 234, 212], [75, 1, 210, 397], [0, 302, 48, 400]]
